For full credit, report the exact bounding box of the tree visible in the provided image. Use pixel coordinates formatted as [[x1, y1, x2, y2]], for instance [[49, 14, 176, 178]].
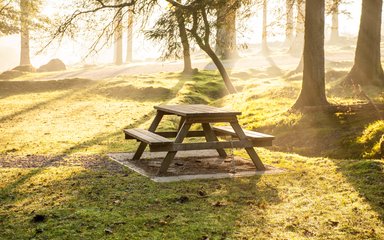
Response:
[[175, 8, 193, 73], [215, 0, 238, 59], [261, 0, 269, 54], [126, 8, 133, 63], [288, 0, 304, 55], [20, 0, 31, 65], [113, 0, 123, 65], [346, 0, 384, 86], [293, 0, 329, 109], [328, 0, 340, 43], [285, 0, 294, 44], [145, 7, 194, 74]]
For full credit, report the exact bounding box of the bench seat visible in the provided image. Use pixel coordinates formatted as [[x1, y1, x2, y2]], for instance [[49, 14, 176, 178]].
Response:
[[212, 126, 274, 144], [124, 128, 173, 145]]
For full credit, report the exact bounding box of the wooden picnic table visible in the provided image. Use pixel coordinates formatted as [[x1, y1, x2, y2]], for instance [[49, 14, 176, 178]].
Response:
[[124, 104, 274, 175]]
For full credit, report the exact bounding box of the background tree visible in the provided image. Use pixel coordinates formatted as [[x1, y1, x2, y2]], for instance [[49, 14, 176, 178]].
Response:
[[288, 0, 304, 55], [261, 0, 269, 54], [293, 0, 329, 109], [215, 0, 238, 59], [20, 0, 31, 65], [126, 8, 133, 63], [145, 7, 194, 74], [346, 0, 384, 86], [328, 0, 340, 43], [113, 0, 123, 65], [285, 0, 294, 44]]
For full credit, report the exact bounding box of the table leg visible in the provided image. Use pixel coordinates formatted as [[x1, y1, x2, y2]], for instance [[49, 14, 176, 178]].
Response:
[[132, 112, 164, 160], [230, 121, 266, 171], [178, 116, 186, 131], [202, 123, 227, 158], [157, 121, 192, 175]]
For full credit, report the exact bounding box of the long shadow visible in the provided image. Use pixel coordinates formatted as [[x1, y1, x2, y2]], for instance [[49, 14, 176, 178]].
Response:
[[333, 158, 384, 223], [0, 73, 189, 204], [0, 78, 93, 99], [0, 80, 97, 123]]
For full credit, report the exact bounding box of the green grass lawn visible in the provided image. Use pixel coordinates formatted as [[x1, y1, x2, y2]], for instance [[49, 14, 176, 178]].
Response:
[[1, 68, 384, 239]]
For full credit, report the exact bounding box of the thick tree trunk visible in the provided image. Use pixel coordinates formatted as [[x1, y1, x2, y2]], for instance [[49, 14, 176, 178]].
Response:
[[176, 10, 193, 74], [113, 0, 123, 65], [329, 0, 340, 43], [293, 0, 329, 109], [289, 0, 304, 55], [261, 0, 269, 54], [20, 0, 31, 66], [215, 0, 238, 59], [347, 0, 384, 86], [126, 9, 133, 63], [285, 0, 294, 44]]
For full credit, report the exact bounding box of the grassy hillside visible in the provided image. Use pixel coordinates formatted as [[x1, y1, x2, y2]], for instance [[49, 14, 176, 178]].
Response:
[[0, 68, 384, 239]]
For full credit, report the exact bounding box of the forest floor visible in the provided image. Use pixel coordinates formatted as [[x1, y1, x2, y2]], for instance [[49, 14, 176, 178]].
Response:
[[1, 43, 384, 239]]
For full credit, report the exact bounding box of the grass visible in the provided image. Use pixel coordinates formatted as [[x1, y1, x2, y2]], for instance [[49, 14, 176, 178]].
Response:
[[1, 65, 384, 239]]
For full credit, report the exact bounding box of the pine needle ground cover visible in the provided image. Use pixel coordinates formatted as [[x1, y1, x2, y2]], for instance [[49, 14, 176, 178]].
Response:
[[1, 67, 384, 239]]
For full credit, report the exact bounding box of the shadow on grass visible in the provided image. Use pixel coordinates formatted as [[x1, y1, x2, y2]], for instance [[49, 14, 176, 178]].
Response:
[[0, 72, 282, 238], [333, 159, 384, 223], [0, 73, 189, 202], [0, 78, 93, 99], [264, 108, 383, 160], [0, 164, 279, 239]]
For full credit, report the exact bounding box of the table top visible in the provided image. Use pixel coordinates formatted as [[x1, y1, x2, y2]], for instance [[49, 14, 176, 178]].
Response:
[[154, 104, 241, 117]]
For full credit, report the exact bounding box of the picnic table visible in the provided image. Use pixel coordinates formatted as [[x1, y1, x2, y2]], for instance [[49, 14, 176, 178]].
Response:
[[124, 104, 274, 176]]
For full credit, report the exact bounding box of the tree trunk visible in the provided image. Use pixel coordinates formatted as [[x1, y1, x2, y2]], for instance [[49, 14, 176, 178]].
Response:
[[205, 44, 237, 94], [293, 0, 329, 109], [113, 0, 123, 65], [285, 0, 294, 44], [347, 0, 384, 86], [176, 9, 193, 74], [289, 0, 304, 55], [329, 0, 340, 43], [20, 0, 31, 66], [261, 0, 269, 54], [126, 9, 133, 63], [215, 0, 237, 59]]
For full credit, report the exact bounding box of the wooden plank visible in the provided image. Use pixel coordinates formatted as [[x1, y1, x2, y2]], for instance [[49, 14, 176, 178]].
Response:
[[150, 140, 255, 152], [155, 104, 241, 117], [132, 112, 164, 160], [185, 116, 238, 124], [213, 126, 275, 140], [124, 129, 173, 145], [202, 123, 227, 158], [126, 130, 236, 139]]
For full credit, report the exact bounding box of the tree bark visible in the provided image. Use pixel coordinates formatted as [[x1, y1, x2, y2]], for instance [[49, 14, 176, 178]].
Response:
[[261, 0, 269, 54], [20, 0, 31, 66], [293, 0, 329, 109], [285, 0, 294, 44], [215, 0, 238, 59], [176, 9, 193, 74], [113, 0, 123, 65], [347, 0, 384, 86], [126, 9, 133, 63], [329, 0, 340, 43]]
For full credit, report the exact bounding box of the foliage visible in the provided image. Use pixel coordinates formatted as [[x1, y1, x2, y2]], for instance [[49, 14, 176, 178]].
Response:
[[0, 0, 49, 36], [0, 0, 19, 35], [145, 10, 186, 60]]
